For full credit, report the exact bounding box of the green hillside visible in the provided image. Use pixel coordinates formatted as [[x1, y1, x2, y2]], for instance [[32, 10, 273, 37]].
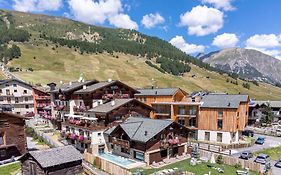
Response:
[[1, 9, 281, 100]]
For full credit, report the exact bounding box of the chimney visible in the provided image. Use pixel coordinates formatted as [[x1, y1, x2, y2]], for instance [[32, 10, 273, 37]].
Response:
[[151, 85, 154, 89], [60, 80, 63, 84], [144, 131, 148, 136], [108, 79, 112, 82], [111, 100, 115, 106], [69, 81, 72, 86], [83, 85, 87, 89], [47, 83, 57, 91], [228, 102, 231, 106], [155, 91, 158, 95]]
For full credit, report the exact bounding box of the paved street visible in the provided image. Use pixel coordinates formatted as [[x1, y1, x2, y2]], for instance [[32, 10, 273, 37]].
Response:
[[231, 134, 281, 175]]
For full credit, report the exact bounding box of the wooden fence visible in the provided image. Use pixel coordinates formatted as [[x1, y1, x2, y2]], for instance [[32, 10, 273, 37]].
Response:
[[199, 150, 263, 173], [94, 156, 132, 175]]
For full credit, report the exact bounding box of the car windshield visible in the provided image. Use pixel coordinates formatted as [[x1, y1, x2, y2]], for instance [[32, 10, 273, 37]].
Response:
[[257, 156, 265, 159], [242, 152, 248, 155]]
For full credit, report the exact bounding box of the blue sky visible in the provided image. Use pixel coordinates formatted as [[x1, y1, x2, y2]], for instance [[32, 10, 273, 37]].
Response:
[[1, 0, 281, 59]]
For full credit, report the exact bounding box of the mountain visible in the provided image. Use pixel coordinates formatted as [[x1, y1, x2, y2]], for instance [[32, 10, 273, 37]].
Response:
[[200, 48, 281, 85], [1, 9, 281, 100]]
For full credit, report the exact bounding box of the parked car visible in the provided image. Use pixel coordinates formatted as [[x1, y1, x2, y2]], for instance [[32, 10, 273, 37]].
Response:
[[255, 137, 265, 144], [275, 159, 281, 168], [242, 130, 254, 137], [239, 151, 253, 160], [254, 154, 270, 164], [276, 129, 281, 137]]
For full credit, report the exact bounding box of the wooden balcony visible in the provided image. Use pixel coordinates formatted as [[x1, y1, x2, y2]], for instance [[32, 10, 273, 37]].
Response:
[[112, 138, 130, 149], [62, 120, 107, 131]]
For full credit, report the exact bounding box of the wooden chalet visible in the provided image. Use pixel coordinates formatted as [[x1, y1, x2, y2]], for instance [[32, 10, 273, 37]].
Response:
[[0, 112, 29, 161], [19, 145, 83, 175], [198, 94, 249, 144], [104, 117, 190, 165], [61, 98, 153, 154]]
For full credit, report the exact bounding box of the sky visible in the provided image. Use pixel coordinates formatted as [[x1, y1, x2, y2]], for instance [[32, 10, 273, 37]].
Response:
[[1, 0, 281, 59]]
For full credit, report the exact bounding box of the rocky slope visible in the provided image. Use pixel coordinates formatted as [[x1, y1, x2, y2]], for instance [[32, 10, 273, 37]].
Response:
[[200, 48, 281, 84]]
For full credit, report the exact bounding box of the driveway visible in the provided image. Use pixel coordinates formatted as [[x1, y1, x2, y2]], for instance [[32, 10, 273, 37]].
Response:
[[231, 134, 281, 175]]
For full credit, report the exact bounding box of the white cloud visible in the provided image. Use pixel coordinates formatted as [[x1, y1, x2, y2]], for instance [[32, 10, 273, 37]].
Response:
[[170, 35, 205, 54], [68, 0, 138, 29], [212, 33, 239, 49], [179, 5, 224, 36], [108, 14, 138, 29], [245, 34, 281, 60], [201, 0, 235, 11], [13, 0, 62, 12], [141, 13, 165, 29], [246, 34, 281, 48]]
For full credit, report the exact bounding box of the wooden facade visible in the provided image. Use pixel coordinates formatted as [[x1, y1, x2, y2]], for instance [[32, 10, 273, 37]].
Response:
[[32, 88, 51, 116], [106, 119, 189, 165], [198, 102, 249, 132], [0, 112, 28, 161]]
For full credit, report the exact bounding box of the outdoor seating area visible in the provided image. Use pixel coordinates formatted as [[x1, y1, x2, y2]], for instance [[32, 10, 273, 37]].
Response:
[[151, 154, 191, 168]]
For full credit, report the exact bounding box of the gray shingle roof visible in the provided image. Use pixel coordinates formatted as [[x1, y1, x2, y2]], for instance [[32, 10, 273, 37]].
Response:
[[201, 94, 249, 109], [0, 79, 32, 88], [28, 146, 82, 168], [250, 101, 281, 108], [88, 98, 152, 114], [119, 117, 173, 143], [51, 80, 97, 93], [74, 80, 138, 94], [135, 88, 183, 96]]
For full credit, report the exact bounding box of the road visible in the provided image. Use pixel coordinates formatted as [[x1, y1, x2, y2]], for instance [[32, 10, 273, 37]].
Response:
[[231, 134, 281, 175]]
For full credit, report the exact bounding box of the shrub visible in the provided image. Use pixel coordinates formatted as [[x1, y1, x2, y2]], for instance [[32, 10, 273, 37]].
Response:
[[216, 155, 224, 164], [234, 162, 242, 169]]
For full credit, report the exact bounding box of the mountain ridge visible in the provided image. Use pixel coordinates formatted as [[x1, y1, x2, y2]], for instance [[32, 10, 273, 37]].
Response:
[[200, 47, 281, 85]]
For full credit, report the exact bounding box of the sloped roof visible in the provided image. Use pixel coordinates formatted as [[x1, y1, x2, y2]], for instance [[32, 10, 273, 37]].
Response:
[[51, 80, 97, 93], [0, 112, 30, 119], [88, 98, 153, 114], [201, 94, 249, 109], [135, 88, 185, 96], [119, 117, 173, 143], [250, 101, 281, 108], [0, 79, 32, 88], [74, 80, 138, 94], [25, 146, 82, 168]]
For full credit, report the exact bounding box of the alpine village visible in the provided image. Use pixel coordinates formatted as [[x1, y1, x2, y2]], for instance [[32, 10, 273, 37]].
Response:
[[0, 3, 281, 175]]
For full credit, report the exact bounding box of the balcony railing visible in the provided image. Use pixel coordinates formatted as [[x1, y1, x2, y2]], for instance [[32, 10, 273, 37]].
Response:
[[160, 137, 180, 148], [73, 105, 87, 113], [112, 137, 130, 149], [54, 105, 70, 111], [62, 120, 108, 131]]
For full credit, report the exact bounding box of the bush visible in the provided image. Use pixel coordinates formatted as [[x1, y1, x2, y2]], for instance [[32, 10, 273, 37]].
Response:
[[234, 162, 242, 169], [145, 60, 165, 73], [216, 155, 224, 164]]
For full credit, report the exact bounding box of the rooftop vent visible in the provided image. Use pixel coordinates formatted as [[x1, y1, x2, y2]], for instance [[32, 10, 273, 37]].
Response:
[[228, 102, 231, 106], [144, 131, 148, 136], [155, 91, 158, 95], [111, 100, 115, 106]]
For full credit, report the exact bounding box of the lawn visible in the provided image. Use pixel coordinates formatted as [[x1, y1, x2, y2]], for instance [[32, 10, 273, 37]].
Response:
[[254, 146, 281, 161], [0, 162, 21, 175], [131, 159, 259, 175]]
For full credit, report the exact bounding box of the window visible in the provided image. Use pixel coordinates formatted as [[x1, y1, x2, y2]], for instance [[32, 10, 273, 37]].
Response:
[[192, 97, 196, 102], [15, 97, 19, 103], [97, 132, 101, 136], [25, 105, 29, 109], [30, 162, 37, 175], [25, 97, 28, 101], [217, 133, 223, 142], [0, 89, 2, 93], [205, 132, 210, 141], [6, 89, 10, 95], [178, 106, 186, 115], [178, 118, 185, 126], [111, 144, 114, 149], [143, 97, 147, 102], [13, 84, 17, 87], [0, 150, 6, 158], [0, 133, 4, 145], [14, 89, 17, 93], [217, 119, 223, 130], [5, 84, 9, 87], [0, 97, 3, 101], [218, 111, 223, 118], [134, 151, 144, 161], [189, 118, 197, 127], [23, 90, 27, 94]]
